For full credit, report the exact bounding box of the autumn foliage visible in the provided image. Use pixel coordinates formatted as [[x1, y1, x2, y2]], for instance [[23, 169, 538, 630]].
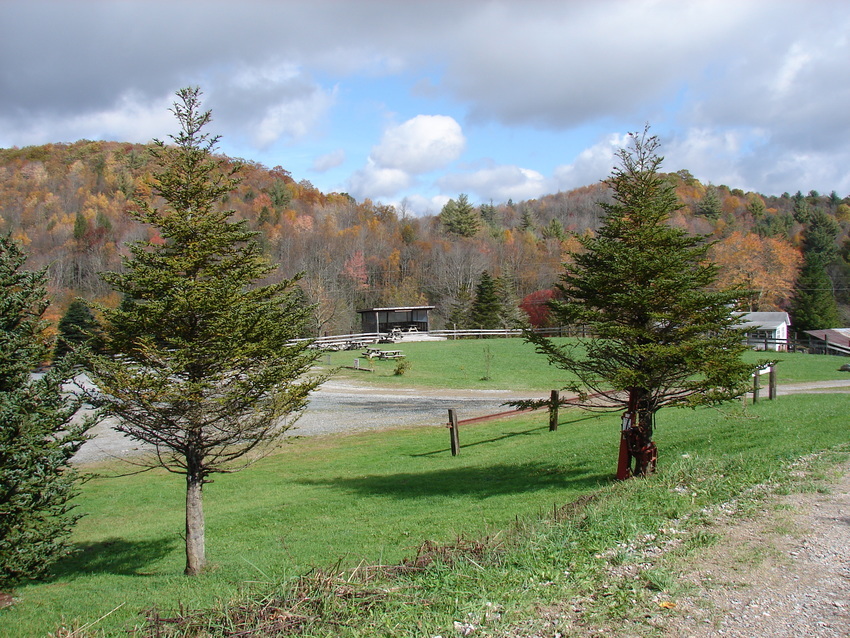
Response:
[[708, 231, 802, 311], [1, 141, 848, 333]]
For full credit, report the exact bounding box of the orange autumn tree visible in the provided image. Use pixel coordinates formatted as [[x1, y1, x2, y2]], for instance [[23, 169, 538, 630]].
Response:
[[708, 231, 802, 311]]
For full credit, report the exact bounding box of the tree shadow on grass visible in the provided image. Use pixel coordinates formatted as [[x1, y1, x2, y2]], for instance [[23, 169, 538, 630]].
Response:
[[298, 463, 611, 499], [411, 424, 550, 457], [48, 536, 178, 580]]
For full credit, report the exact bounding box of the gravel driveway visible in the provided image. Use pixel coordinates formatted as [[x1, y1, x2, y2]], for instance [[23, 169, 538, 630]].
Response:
[[71, 379, 548, 464]]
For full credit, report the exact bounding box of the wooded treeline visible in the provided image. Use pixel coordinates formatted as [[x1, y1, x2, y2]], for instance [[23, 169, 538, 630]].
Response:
[[2, 141, 849, 336]]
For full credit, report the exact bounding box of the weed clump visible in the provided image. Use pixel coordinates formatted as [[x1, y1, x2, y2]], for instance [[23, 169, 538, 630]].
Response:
[[393, 358, 411, 375]]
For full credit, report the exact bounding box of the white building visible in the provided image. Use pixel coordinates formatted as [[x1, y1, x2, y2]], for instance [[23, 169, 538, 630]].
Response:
[[735, 312, 792, 351]]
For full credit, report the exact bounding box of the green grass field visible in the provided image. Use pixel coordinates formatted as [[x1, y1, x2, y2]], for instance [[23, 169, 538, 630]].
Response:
[[2, 340, 849, 636], [324, 337, 849, 389]]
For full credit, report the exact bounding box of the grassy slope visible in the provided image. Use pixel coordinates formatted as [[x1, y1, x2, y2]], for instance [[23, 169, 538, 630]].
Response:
[[2, 341, 848, 636]]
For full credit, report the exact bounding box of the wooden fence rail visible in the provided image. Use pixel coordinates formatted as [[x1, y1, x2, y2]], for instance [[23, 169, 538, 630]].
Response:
[[300, 328, 850, 357]]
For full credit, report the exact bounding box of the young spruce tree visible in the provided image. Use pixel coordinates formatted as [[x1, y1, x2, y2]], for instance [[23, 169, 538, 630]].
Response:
[[0, 234, 89, 588], [440, 194, 481, 237], [790, 208, 841, 331], [520, 128, 752, 477], [53, 299, 103, 360], [469, 271, 501, 329], [90, 88, 325, 576]]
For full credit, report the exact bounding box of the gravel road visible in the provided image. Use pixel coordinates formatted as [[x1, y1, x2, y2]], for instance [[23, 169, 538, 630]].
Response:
[[71, 379, 548, 464]]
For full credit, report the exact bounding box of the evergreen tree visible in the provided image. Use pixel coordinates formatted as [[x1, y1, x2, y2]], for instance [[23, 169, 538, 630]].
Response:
[[53, 299, 103, 360], [0, 234, 89, 588], [446, 287, 473, 329], [790, 209, 841, 331], [495, 272, 526, 328], [792, 191, 811, 224], [89, 88, 325, 576], [479, 200, 499, 227], [541, 218, 567, 240], [469, 271, 501, 329], [72, 211, 89, 241], [828, 190, 842, 209], [746, 195, 766, 220], [518, 206, 536, 232], [790, 260, 840, 331], [801, 208, 840, 259], [520, 128, 752, 477], [440, 194, 481, 237], [697, 184, 722, 219]]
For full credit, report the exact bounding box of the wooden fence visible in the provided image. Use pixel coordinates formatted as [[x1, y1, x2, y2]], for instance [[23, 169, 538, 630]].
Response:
[[744, 333, 850, 356], [304, 328, 850, 357]]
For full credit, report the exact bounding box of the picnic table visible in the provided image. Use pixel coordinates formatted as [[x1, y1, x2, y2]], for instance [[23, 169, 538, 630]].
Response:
[[361, 348, 405, 360]]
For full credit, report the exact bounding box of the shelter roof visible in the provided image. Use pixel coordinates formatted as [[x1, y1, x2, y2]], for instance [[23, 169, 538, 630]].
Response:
[[805, 328, 850, 342], [357, 306, 435, 313]]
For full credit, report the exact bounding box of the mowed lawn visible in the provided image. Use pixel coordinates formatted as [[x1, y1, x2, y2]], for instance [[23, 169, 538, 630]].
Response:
[[2, 340, 849, 636], [323, 336, 846, 388]]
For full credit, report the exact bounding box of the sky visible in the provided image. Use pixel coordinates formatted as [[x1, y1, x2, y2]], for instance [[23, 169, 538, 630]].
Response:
[[1, 0, 849, 216]]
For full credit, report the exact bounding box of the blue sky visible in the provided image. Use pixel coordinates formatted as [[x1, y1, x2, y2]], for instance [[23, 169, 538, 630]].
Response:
[[1, 0, 849, 215]]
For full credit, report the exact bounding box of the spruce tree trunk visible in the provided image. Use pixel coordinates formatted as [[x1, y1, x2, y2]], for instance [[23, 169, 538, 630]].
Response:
[[184, 471, 205, 576], [625, 388, 658, 478], [630, 408, 657, 477]]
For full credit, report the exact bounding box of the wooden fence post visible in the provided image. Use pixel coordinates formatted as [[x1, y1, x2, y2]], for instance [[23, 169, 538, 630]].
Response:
[[447, 409, 459, 456], [549, 390, 559, 431], [769, 366, 777, 400], [753, 371, 761, 403]]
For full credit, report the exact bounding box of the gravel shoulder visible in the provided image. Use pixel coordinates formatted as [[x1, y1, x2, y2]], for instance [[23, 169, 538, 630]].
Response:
[[660, 461, 850, 637]]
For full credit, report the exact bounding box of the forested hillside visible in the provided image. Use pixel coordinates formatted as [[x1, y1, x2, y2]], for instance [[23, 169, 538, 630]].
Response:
[[2, 141, 849, 337]]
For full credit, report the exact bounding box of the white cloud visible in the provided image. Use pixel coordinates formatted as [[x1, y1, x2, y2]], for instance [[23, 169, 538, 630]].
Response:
[[208, 62, 337, 149], [663, 128, 753, 186], [250, 91, 334, 148], [552, 135, 625, 191], [664, 126, 850, 196], [347, 160, 413, 200], [346, 114, 466, 201], [230, 61, 302, 91], [439, 164, 547, 202], [773, 42, 814, 96], [440, 1, 753, 128], [390, 193, 449, 217], [0, 90, 174, 147], [311, 149, 346, 172], [370, 115, 465, 173]]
